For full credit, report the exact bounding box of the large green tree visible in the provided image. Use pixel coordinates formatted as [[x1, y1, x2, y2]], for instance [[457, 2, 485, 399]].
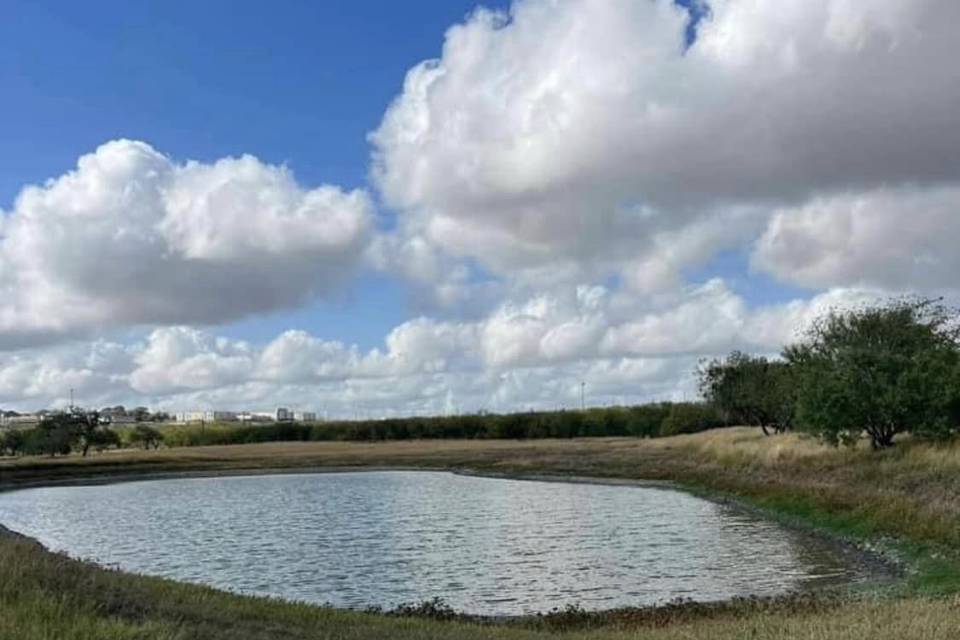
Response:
[[787, 299, 960, 449], [698, 351, 795, 435]]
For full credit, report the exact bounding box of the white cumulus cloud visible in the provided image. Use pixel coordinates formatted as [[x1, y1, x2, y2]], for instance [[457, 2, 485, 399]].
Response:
[[370, 0, 960, 290], [0, 140, 373, 348]]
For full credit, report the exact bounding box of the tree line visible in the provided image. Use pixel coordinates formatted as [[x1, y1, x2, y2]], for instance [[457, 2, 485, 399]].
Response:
[[0, 402, 725, 456], [160, 401, 726, 447]]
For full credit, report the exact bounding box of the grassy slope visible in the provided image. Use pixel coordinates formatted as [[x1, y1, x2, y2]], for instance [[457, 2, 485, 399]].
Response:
[[2, 428, 960, 639]]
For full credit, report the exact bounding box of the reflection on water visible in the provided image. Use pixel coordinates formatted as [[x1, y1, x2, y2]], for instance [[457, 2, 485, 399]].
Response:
[[0, 471, 871, 615]]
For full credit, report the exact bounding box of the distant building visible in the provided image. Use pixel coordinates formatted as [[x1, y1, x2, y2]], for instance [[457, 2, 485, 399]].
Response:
[[174, 411, 239, 424], [274, 408, 317, 422], [238, 412, 274, 423], [171, 409, 314, 425]]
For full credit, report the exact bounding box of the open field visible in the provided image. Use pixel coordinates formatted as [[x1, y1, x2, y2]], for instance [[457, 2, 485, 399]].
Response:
[[2, 428, 960, 639]]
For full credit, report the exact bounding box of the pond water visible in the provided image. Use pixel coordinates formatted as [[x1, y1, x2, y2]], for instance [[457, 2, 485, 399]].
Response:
[[0, 471, 874, 615]]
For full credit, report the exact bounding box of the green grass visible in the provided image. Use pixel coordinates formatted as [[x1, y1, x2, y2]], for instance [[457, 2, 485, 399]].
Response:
[[3, 428, 960, 639]]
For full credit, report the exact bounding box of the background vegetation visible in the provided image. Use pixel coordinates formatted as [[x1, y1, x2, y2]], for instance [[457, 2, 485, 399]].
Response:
[[158, 402, 724, 448]]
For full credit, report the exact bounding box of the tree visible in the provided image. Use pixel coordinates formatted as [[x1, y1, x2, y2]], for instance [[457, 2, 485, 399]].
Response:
[[129, 424, 163, 450], [23, 415, 76, 457], [87, 424, 121, 454], [698, 352, 795, 435], [787, 298, 960, 449], [72, 411, 105, 457], [32, 410, 116, 457], [132, 406, 151, 422], [0, 429, 25, 456]]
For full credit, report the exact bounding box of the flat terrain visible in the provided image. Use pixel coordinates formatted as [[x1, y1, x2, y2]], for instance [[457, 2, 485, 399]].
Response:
[[2, 428, 960, 639]]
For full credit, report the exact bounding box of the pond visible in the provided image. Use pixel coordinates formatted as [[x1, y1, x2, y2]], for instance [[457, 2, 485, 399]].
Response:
[[0, 471, 875, 615]]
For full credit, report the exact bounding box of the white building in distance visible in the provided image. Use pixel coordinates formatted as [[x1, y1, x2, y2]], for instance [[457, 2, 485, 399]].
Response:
[[174, 411, 239, 424], [173, 409, 318, 424], [276, 408, 317, 422]]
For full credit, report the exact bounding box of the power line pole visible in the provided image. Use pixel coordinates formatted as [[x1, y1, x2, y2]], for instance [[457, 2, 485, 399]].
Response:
[[580, 381, 585, 411]]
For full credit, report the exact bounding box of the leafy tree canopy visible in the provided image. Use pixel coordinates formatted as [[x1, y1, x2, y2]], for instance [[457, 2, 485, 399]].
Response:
[[787, 298, 960, 449], [698, 351, 794, 435]]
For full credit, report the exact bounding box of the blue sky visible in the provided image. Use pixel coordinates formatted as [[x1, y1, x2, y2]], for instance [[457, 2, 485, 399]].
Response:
[[1, 0, 720, 351], [2, 0, 502, 195], [0, 0, 954, 413], [1, 0, 513, 349]]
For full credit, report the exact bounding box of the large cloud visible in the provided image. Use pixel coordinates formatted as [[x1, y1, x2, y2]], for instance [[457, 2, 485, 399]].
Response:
[[370, 0, 960, 289], [0, 140, 373, 348]]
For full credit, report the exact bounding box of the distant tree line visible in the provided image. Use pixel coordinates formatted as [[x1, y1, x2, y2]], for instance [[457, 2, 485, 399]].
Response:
[[1, 402, 727, 457], [699, 298, 960, 449], [160, 402, 726, 448]]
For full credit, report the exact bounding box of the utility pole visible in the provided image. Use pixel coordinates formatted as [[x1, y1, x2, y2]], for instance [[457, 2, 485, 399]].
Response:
[[580, 381, 585, 411], [69, 388, 74, 411]]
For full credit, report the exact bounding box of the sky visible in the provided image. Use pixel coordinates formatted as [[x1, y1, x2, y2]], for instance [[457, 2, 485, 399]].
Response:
[[1, 0, 958, 416]]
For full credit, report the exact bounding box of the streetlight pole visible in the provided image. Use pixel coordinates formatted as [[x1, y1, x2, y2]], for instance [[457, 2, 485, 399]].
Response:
[[580, 381, 585, 411]]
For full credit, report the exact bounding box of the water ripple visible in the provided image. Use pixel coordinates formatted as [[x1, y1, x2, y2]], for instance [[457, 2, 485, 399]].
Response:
[[0, 471, 870, 616]]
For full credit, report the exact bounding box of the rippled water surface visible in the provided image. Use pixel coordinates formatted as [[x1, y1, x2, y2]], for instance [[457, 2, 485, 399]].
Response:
[[0, 471, 872, 615]]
